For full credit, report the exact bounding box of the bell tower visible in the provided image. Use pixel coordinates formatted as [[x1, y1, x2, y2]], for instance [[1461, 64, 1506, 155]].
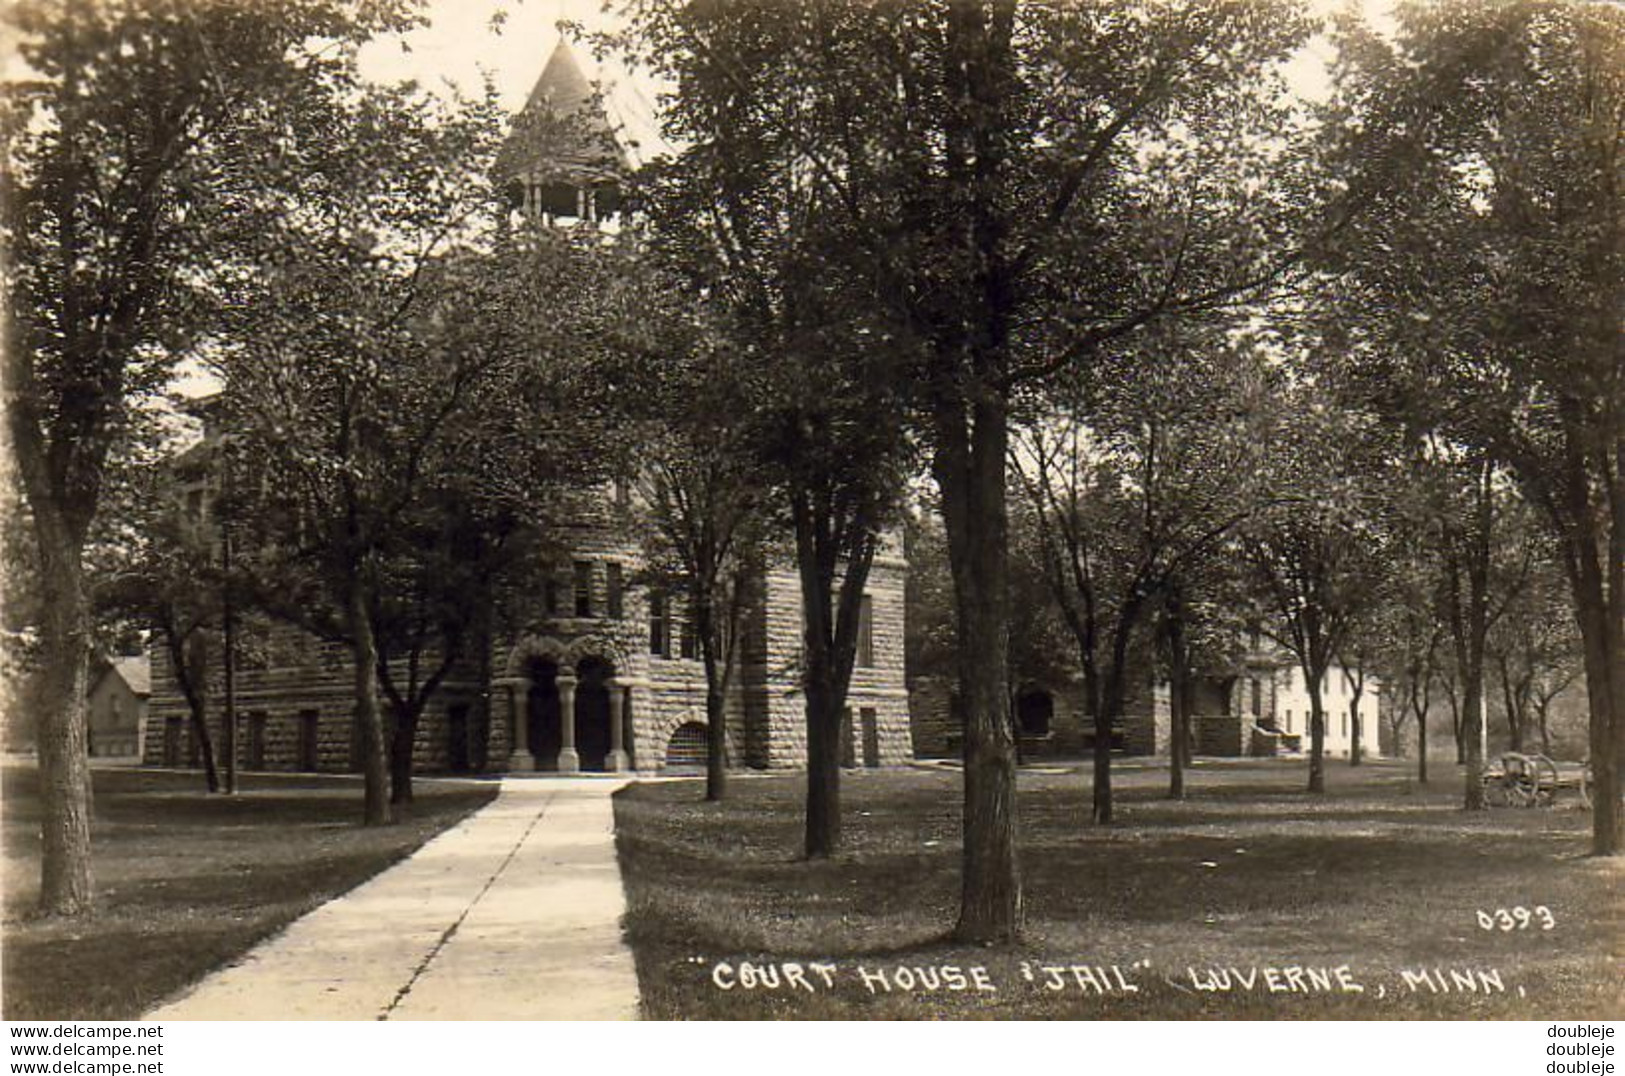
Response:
[[497, 39, 628, 227]]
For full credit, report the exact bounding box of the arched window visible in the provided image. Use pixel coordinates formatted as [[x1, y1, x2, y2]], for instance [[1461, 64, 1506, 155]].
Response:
[[665, 721, 708, 769]]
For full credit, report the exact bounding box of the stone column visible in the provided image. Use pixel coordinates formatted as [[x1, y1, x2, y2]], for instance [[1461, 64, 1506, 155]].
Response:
[[499, 677, 534, 773], [556, 674, 580, 774], [606, 681, 629, 772]]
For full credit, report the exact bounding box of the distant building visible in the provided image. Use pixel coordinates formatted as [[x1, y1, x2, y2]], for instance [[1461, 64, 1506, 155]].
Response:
[[88, 655, 149, 758], [145, 40, 913, 777], [909, 674, 1166, 760], [909, 639, 1380, 762]]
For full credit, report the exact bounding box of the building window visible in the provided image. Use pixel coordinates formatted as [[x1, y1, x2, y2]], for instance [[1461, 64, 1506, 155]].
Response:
[[248, 711, 267, 770], [1250, 678, 1261, 717], [648, 592, 670, 657], [606, 563, 624, 619], [574, 561, 594, 618], [861, 707, 880, 768], [856, 595, 874, 668], [1285, 710, 1294, 734], [299, 710, 320, 772], [679, 607, 699, 660]]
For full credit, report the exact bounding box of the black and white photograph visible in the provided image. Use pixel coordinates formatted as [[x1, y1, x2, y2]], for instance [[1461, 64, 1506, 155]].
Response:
[[1, 0, 1621, 1041]]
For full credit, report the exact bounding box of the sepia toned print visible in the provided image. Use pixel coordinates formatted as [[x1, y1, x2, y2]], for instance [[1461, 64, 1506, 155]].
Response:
[[2, 0, 1619, 1023]]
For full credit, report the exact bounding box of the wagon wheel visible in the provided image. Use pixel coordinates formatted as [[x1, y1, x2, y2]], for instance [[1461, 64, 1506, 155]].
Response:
[[1497, 752, 1540, 807], [1529, 753, 1560, 807], [1481, 764, 1519, 808]]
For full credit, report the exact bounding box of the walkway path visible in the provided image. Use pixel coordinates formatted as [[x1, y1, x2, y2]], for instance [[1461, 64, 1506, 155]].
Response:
[[147, 777, 640, 1021]]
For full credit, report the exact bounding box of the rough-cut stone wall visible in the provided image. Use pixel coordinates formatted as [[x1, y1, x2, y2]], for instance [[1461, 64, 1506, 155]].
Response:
[[147, 500, 916, 775], [908, 676, 955, 758], [146, 619, 485, 774], [1194, 714, 1248, 756], [749, 551, 912, 769], [908, 672, 1160, 760]]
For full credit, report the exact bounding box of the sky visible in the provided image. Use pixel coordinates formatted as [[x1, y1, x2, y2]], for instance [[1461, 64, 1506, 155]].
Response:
[[356, 0, 672, 163], [162, 0, 1394, 404], [351, 0, 1398, 156]]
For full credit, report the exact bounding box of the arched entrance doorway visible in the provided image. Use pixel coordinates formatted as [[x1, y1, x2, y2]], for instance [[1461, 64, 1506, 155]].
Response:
[[526, 658, 563, 769], [1016, 689, 1054, 737], [574, 657, 614, 772]]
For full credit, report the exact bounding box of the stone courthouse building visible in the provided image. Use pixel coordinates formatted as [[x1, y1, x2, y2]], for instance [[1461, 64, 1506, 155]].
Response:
[[145, 41, 913, 777]]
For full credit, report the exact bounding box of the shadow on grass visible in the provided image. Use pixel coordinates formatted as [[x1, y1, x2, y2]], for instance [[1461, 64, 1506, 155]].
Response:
[[613, 764, 1624, 1020], [2, 766, 497, 1019]]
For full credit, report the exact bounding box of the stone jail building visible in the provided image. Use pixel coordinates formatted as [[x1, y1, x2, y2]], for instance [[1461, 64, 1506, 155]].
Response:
[[909, 633, 1380, 762], [145, 40, 912, 777]]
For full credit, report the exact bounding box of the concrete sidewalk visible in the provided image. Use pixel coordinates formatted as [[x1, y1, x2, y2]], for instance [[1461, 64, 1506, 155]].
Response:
[[147, 777, 640, 1021]]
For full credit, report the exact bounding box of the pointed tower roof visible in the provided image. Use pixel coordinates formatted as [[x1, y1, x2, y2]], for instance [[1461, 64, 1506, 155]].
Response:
[[497, 38, 628, 183]]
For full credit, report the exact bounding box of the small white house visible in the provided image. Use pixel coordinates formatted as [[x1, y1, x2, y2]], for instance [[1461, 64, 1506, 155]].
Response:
[[1273, 663, 1380, 759]]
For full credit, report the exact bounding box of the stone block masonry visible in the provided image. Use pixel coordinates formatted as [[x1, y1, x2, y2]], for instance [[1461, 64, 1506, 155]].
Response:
[[147, 513, 917, 777]]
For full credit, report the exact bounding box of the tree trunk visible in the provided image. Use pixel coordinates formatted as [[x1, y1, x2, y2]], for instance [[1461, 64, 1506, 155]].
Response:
[[933, 0, 1021, 945], [705, 682, 728, 803], [1167, 645, 1187, 802], [701, 597, 729, 803], [1348, 674, 1365, 767], [1462, 671, 1487, 810], [1498, 655, 1517, 752], [1162, 602, 1190, 800], [803, 668, 840, 858], [937, 403, 1020, 943], [35, 537, 95, 916], [474, 606, 494, 772], [1306, 666, 1326, 794], [1417, 707, 1429, 785], [187, 698, 220, 793], [1463, 468, 1492, 809], [175, 631, 219, 793], [388, 702, 418, 808], [348, 585, 391, 826], [1460, 631, 1488, 809], [1092, 674, 1128, 822], [1572, 550, 1620, 854]]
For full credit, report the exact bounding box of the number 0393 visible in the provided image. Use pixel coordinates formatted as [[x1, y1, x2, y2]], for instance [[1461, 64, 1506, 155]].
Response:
[[1476, 906, 1555, 931]]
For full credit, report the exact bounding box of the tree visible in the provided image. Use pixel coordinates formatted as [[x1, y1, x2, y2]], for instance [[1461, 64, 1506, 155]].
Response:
[[220, 81, 504, 823], [635, 314, 772, 802], [1327, 0, 1625, 853], [97, 461, 224, 792], [618, 0, 1320, 939], [1012, 331, 1276, 820], [2, 0, 419, 914], [1370, 537, 1446, 783], [1489, 547, 1580, 755], [626, 32, 914, 856], [370, 485, 557, 805], [1244, 400, 1390, 794], [225, 211, 631, 820], [1431, 456, 1534, 807]]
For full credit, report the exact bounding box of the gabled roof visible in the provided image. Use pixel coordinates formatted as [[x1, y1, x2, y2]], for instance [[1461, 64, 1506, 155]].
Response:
[[94, 654, 151, 698], [496, 39, 629, 183]]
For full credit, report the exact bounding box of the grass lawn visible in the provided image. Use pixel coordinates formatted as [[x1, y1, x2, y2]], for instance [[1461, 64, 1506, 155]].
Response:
[[2, 765, 498, 1020], [614, 758, 1624, 1019]]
